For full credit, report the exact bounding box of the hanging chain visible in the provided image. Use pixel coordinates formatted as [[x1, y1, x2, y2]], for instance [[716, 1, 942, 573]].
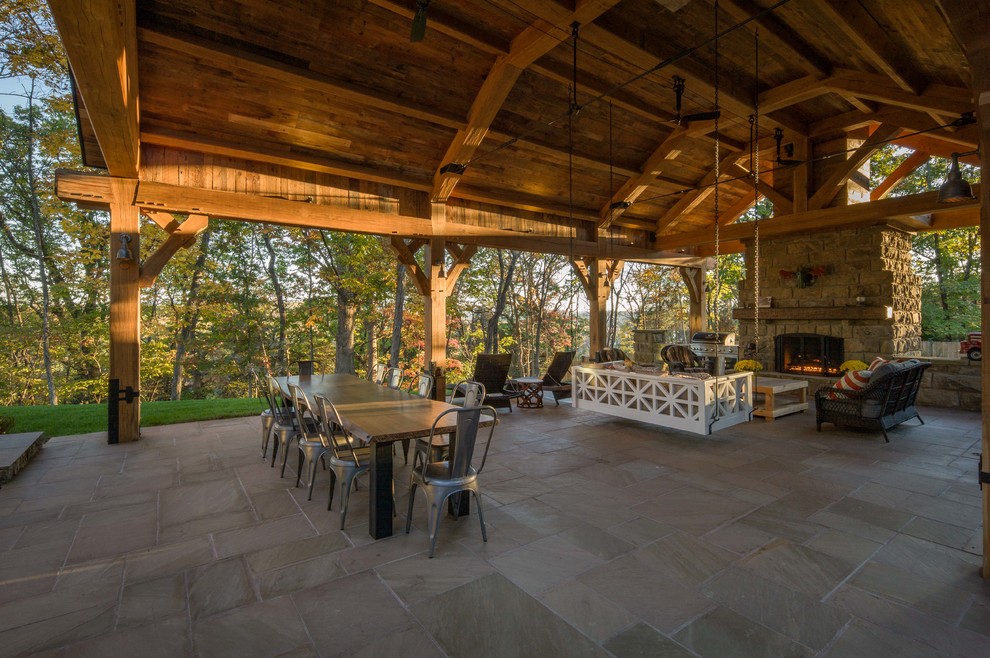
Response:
[[710, 0, 721, 429], [752, 28, 761, 366]]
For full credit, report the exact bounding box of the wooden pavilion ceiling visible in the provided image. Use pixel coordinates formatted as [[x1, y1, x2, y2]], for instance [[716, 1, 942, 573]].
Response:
[[56, 0, 982, 260]]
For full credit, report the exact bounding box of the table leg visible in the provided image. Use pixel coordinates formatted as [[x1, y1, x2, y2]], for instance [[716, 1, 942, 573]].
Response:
[[369, 441, 394, 539]]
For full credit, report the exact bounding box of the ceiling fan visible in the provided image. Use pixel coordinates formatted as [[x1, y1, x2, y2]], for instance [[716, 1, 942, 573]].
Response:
[[773, 127, 803, 166], [671, 75, 720, 125], [410, 1, 430, 42]]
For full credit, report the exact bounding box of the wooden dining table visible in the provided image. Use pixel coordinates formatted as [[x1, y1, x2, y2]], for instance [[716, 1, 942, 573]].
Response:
[[276, 373, 462, 539]]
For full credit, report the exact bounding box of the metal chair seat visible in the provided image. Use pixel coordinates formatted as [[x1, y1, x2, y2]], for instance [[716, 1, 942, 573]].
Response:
[[314, 394, 375, 528]]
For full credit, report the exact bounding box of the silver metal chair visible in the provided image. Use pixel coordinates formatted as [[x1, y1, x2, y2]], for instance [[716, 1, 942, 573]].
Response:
[[266, 376, 298, 473], [384, 366, 404, 390], [412, 372, 435, 398], [406, 405, 497, 557], [253, 369, 277, 458], [310, 393, 373, 529], [414, 380, 485, 469], [371, 363, 387, 385], [287, 384, 333, 501]]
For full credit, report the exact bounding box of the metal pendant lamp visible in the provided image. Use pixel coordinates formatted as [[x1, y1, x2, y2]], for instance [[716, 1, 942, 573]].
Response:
[[937, 152, 977, 203]]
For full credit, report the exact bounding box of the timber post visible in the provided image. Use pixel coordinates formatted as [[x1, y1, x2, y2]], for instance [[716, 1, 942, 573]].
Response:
[[937, 0, 990, 578], [108, 178, 141, 443], [572, 258, 623, 357], [679, 265, 707, 335]]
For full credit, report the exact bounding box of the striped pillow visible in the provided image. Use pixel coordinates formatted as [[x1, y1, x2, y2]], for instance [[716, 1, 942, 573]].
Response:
[[868, 357, 887, 371], [828, 369, 872, 399]]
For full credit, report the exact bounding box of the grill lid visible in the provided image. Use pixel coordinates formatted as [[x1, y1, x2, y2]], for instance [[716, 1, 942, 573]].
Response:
[[689, 331, 736, 346]]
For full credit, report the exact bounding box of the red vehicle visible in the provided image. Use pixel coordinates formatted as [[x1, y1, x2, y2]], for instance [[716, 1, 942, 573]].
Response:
[[960, 332, 982, 361]]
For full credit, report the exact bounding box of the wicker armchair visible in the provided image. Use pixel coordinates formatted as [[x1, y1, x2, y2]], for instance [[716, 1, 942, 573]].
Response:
[[815, 360, 930, 443]]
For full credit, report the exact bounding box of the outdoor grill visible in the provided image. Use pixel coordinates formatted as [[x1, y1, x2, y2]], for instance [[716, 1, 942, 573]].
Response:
[[688, 331, 739, 375]]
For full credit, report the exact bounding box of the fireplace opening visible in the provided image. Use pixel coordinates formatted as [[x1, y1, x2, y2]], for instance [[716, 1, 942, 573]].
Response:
[[775, 333, 844, 377]]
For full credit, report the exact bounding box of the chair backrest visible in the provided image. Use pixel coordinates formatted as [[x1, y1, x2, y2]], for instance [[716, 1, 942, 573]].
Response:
[[448, 380, 485, 407], [413, 372, 435, 398], [266, 376, 294, 425], [385, 367, 403, 389], [371, 363, 387, 385], [312, 393, 364, 465], [422, 405, 497, 483], [287, 383, 325, 446], [297, 360, 321, 376], [596, 347, 627, 363], [542, 351, 575, 386], [661, 344, 701, 370], [472, 353, 511, 392]]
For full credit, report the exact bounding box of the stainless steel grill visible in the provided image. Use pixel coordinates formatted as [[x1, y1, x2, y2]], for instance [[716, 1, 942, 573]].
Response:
[[688, 332, 739, 375]]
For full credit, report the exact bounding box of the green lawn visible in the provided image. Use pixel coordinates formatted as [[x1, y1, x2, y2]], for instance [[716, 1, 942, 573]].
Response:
[[0, 398, 265, 437]]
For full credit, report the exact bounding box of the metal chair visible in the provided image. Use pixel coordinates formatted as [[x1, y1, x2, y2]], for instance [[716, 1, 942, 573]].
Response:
[[471, 353, 522, 412], [287, 384, 332, 501], [371, 363, 388, 385], [384, 366, 404, 390], [313, 393, 372, 529], [412, 372, 435, 398], [253, 369, 277, 458], [266, 376, 299, 473], [405, 405, 498, 557], [541, 350, 575, 405], [413, 380, 485, 470]]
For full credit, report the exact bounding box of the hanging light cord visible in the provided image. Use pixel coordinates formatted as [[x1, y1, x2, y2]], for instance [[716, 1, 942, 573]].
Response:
[[752, 29, 761, 378], [710, 0, 722, 430]]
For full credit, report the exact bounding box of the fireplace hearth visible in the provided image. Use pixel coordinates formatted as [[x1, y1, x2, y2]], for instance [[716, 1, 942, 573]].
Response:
[[775, 333, 844, 377]]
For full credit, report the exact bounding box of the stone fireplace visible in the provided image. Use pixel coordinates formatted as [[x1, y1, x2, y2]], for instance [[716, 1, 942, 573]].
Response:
[[735, 225, 922, 371]]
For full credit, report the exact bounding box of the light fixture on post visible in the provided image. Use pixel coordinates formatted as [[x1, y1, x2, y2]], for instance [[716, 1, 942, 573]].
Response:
[[115, 234, 134, 268], [937, 150, 978, 203]]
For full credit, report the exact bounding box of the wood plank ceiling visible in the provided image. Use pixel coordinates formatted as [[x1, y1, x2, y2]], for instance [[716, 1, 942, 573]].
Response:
[[65, 0, 981, 258]]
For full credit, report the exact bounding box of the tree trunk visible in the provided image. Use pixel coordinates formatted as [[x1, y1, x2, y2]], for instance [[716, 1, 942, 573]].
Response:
[[365, 317, 377, 377], [933, 233, 950, 311], [390, 263, 405, 367], [0, 242, 22, 326], [171, 227, 212, 400], [335, 289, 357, 374], [261, 230, 288, 373], [485, 251, 519, 353]]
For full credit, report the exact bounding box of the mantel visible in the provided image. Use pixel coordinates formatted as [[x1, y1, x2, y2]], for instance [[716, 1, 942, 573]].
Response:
[[732, 306, 891, 321]]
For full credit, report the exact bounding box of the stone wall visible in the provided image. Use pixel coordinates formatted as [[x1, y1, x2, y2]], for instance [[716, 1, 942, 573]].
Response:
[[916, 358, 982, 411], [737, 225, 922, 366]]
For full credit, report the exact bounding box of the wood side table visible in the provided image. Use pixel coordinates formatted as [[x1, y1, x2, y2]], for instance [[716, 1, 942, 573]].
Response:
[[510, 377, 545, 408], [752, 377, 809, 421]]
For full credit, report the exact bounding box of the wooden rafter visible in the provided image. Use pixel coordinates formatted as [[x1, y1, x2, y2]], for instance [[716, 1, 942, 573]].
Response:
[[49, 0, 139, 176], [808, 123, 903, 210], [816, 0, 925, 94], [656, 151, 748, 232], [823, 69, 973, 118], [718, 0, 832, 78], [727, 164, 792, 213], [432, 0, 621, 202], [389, 238, 429, 296], [871, 150, 930, 201]]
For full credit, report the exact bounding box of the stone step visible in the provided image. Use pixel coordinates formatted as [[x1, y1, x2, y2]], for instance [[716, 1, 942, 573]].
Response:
[[0, 432, 47, 487]]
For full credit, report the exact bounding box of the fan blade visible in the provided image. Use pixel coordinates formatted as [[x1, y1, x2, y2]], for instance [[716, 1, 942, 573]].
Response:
[[776, 158, 803, 166], [682, 110, 720, 123], [410, 2, 429, 42]]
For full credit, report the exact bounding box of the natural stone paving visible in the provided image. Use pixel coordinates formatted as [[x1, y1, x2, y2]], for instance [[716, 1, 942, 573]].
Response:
[[1, 402, 988, 656]]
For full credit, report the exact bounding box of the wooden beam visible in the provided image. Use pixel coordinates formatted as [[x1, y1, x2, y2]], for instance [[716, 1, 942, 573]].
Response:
[[871, 150, 930, 201], [657, 151, 748, 232], [142, 211, 179, 233], [389, 238, 429, 296], [432, 1, 621, 202], [816, 0, 926, 94], [808, 123, 903, 210], [445, 243, 477, 288], [139, 214, 209, 288], [728, 165, 792, 213], [658, 186, 981, 250], [823, 69, 973, 117], [599, 127, 688, 227], [718, 0, 831, 78], [679, 265, 707, 333], [759, 75, 830, 114], [49, 0, 139, 176]]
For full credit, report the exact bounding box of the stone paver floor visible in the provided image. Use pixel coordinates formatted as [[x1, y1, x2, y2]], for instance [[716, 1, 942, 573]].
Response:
[[1, 400, 988, 656]]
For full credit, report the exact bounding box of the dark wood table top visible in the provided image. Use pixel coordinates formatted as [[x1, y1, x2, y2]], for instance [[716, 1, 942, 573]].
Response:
[[277, 374, 460, 443]]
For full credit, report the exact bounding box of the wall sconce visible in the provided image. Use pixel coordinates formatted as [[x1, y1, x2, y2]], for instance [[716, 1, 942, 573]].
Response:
[[937, 150, 978, 203], [885, 305, 894, 320], [116, 234, 134, 268]]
